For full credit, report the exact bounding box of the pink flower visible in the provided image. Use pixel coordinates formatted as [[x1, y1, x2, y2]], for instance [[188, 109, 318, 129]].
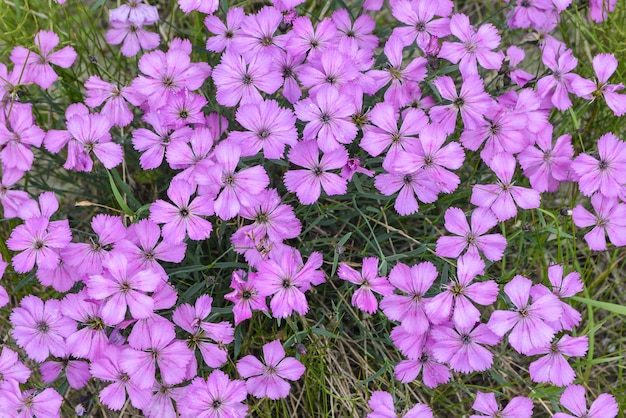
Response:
[[121, 319, 194, 389], [554, 385, 618, 418], [6, 217, 72, 273], [430, 75, 493, 134], [438, 14, 503, 77], [436, 207, 507, 261], [505, 46, 534, 87], [529, 334, 588, 386], [109, 0, 159, 24], [367, 391, 433, 418], [132, 46, 211, 110], [294, 85, 357, 153], [392, 123, 464, 194], [40, 357, 90, 389], [0, 346, 31, 384], [10, 295, 76, 362], [425, 255, 498, 328], [471, 153, 541, 221], [132, 112, 193, 170], [0, 103, 44, 172], [160, 90, 208, 129], [470, 391, 533, 418], [195, 141, 269, 220], [283, 17, 337, 58], [530, 264, 583, 332], [237, 340, 305, 399], [338, 257, 394, 314], [572, 193, 626, 250], [105, 19, 160, 58], [10, 30, 77, 89], [0, 380, 63, 418], [431, 322, 500, 373], [283, 140, 348, 205], [224, 270, 269, 325], [571, 53, 626, 116], [571, 132, 626, 198], [588, 0, 617, 23], [390, 0, 451, 52], [150, 179, 214, 243], [518, 128, 574, 193], [230, 6, 284, 62], [212, 51, 282, 107], [360, 103, 427, 166], [487, 275, 562, 355], [255, 248, 324, 318], [0, 167, 33, 219], [367, 36, 428, 108], [61, 291, 110, 360], [204, 7, 245, 52], [172, 295, 234, 368], [90, 346, 151, 410], [536, 42, 580, 111], [229, 99, 297, 159], [86, 253, 162, 325], [374, 169, 439, 216], [332, 10, 378, 51], [178, 0, 218, 14], [181, 370, 248, 418], [394, 344, 451, 388], [380, 261, 437, 334], [66, 111, 123, 171]]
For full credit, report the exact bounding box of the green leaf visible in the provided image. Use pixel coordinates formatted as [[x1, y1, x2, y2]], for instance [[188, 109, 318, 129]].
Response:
[[571, 296, 626, 315], [106, 170, 134, 216]]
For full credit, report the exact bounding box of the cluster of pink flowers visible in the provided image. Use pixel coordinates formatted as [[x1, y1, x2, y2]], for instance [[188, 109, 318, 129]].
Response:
[[0, 0, 623, 416]]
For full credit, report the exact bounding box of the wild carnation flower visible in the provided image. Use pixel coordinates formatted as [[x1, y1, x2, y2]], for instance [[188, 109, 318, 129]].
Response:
[[571, 132, 626, 198], [10, 30, 77, 89], [338, 257, 394, 314], [471, 152, 541, 222], [85, 75, 141, 127], [571, 53, 626, 116], [195, 140, 270, 220], [230, 6, 284, 61], [229, 99, 297, 159], [504, 46, 534, 87], [530, 264, 583, 331], [181, 370, 248, 418], [237, 340, 305, 399], [150, 179, 214, 243], [178, 0, 218, 14], [66, 111, 123, 171], [90, 346, 151, 410], [390, 0, 451, 52], [0, 167, 33, 219], [132, 46, 211, 110], [431, 322, 500, 373], [367, 391, 433, 418], [121, 319, 195, 389], [0, 380, 63, 418], [6, 217, 72, 273], [438, 13, 503, 77], [294, 85, 358, 153], [429, 75, 493, 134], [297, 48, 360, 94], [0, 103, 45, 172], [225, 270, 269, 325], [436, 207, 507, 261], [0, 347, 31, 384], [10, 295, 76, 362], [554, 384, 618, 418], [172, 295, 234, 368], [380, 261, 437, 334], [374, 168, 439, 216], [109, 0, 159, 24], [528, 334, 588, 386], [518, 127, 574, 193], [425, 255, 498, 328], [536, 41, 580, 111], [86, 253, 162, 325], [282, 17, 337, 58], [332, 9, 378, 51], [394, 343, 451, 388], [160, 90, 208, 129], [60, 291, 110, 360], [572, 193, 626, 251], [470, 391, 533, 418], [212, 50, 282, 107], [105, 18, 160, 58], [256, 248, 325, 318], [132, 112, 192, 170], [284, 140, 348, 205], [205, 7, 245, 52], [487, 275, 562, 355]]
